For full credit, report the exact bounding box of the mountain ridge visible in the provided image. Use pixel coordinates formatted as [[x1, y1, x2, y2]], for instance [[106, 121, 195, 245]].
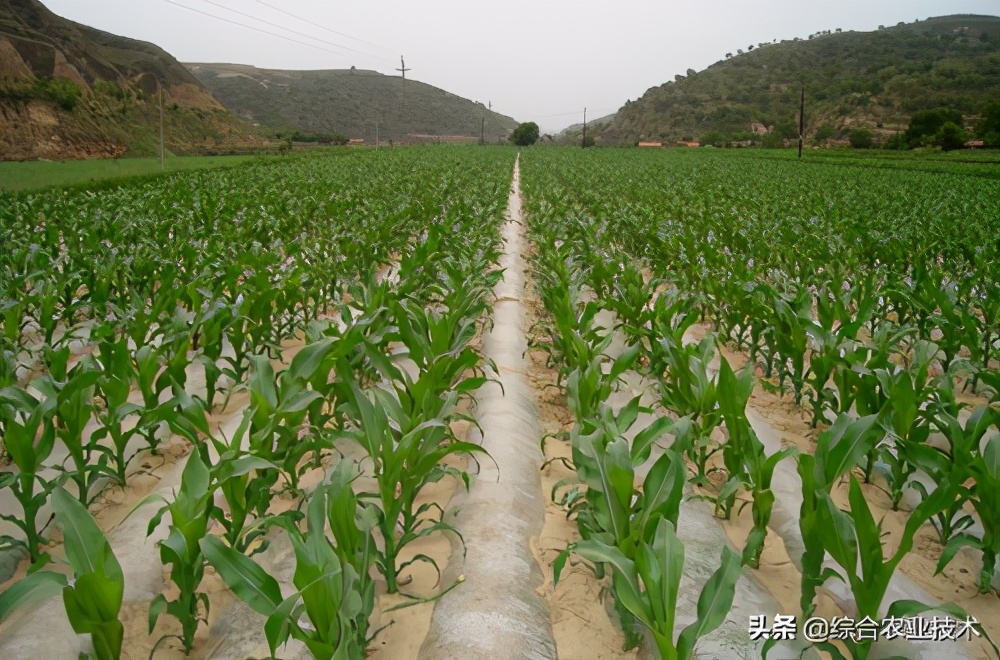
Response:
[[186, 62, 520, 143], [591, 14, 1000, 146]]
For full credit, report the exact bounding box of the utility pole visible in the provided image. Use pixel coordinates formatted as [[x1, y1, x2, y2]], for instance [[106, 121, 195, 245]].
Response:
[[480, 117, 485, 146], [396, 55, 410, 79], [375, 115, 379, 150], [797, 85, 805, 159], [581, 107, 587, 148], [159, 80, 165, 169]]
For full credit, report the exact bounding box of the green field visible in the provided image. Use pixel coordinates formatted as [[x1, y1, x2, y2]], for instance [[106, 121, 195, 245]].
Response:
[[0, 154, 272, 192], [2, 146, 1000, 660]]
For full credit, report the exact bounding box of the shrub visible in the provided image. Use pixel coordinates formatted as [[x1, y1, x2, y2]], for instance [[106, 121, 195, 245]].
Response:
[[935, 122, 967, 151], [849, 128, 873, 149]]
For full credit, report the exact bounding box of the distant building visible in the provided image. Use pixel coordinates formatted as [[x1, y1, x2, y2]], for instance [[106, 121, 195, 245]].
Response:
[[965, 139, 985, 148], [348, 138, 365, 145], [638, 141, 662, 148], [675, 141, 699, 147]]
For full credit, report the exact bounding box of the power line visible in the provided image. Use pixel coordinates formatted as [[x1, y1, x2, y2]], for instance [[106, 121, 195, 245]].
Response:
[[200, 0, 375, 58], [250, 0, 388, 53], [162, 0, 356, 58], [535, 108, 615, 119]]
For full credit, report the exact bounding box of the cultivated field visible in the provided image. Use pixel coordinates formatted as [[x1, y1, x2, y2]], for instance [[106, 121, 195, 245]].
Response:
[[1, 146, 999, 660]]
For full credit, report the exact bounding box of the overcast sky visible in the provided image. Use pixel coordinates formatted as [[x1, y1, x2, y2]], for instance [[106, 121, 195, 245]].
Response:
[[42, 0, 1000, 132]]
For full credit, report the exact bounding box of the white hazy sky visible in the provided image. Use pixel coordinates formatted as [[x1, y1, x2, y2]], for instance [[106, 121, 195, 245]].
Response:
[[41, 0, 1000, 132]]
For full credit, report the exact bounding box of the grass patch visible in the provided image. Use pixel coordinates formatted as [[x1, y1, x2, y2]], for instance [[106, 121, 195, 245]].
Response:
[[0, 155, 270, 192]]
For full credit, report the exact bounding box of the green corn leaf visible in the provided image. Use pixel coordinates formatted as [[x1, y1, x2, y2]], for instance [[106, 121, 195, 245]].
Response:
[[573, 539, 653, 629], [0, 571, 67, 622], [200, 535, 282, 616], [675, 544, 742, 660], [51, 487, 123, 588]]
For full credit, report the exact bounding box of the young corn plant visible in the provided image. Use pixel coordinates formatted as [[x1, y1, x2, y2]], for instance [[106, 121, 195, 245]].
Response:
[[716, 359, 797, 568], [653, 335, 723, 487], [0, 486, 125, 660], [91, 332, 143, 486], [556, 517, 742, 660], [34, 352, 105, 505], [796, 413, 881, 620], [0, 386, 58, 562], [910, 405, 995, 546], [202, 464, 378, 660], [345, 381, 488, 594], [552, 400, 679, 553], [246, 342, 334, 493], [809, 477, 991, 660], [870, 340, 942, 511], [166, 390, 286, 555], [138, 451, 217, 655], [937, 431, 1000, 594]]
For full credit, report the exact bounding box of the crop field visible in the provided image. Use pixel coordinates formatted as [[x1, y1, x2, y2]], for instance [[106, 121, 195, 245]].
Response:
[[1, 146, 999, 660]]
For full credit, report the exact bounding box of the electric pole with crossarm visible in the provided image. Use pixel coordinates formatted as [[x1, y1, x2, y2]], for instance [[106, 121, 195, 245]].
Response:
[[396, 55, 410, 79]]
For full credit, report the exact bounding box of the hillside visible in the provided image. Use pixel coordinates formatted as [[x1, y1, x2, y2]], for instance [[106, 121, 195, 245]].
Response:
[[555, 112, 615, 145], [187, 63, 520, 143], [594, 15, 1000, 146], [0, 0, 266, 160]]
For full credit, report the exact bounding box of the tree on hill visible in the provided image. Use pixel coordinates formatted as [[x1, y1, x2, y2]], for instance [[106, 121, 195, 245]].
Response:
[[935, 122, 967, 150], [904, 108, 963, 147], [509, 122, 540, 146], [977, 102, 1000, 146]]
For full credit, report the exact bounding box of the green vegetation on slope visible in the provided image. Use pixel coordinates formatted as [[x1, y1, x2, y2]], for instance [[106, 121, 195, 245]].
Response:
[[187, 63, 520, 143], [0, 0, 266, 160], [594, 15, 1000, 146]]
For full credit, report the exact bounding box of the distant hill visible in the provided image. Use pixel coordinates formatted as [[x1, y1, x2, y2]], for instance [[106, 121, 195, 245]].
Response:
[[187, 63, 520, 143], [594, 15, 1000, 146], [555, 113, 615, 145], [0, 0, 266, 160]]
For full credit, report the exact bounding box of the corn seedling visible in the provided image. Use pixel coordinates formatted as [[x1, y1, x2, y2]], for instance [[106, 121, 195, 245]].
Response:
[[556, 517, 742, 660], [0, 386, 58, 562], [716, 359, 797, 568], [202, 464, 378, 660], [0, 486, 125, 660], [138, 451, 217, 655]]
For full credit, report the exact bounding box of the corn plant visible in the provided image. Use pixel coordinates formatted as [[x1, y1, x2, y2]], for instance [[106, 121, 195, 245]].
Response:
[[564, 342, 641, 423], [202, 462, 378, 660], [138, 451, 217, 655], [870, 340, 944, 511], [809, 477, 987, 660], [0, 386, 58, 562], [552, 402, 680, 554], [246, 344, 332, 493], [796, 414, 881, 619], [344, 380, 487, 594], [0, 486, 125, 660], [653, 335, 723, 487], [168, 389, 287, 556], [911, 405, 995, 546], [34, 352, 105, 505], [804, 284, 877, 426], [91, 331, 143, 486], [937, 432, 1000, 594], [192, 297, 234, 412], [556, 517, 742, 660], [716, 359, 797, 568], [767, 285, 812, 404]]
